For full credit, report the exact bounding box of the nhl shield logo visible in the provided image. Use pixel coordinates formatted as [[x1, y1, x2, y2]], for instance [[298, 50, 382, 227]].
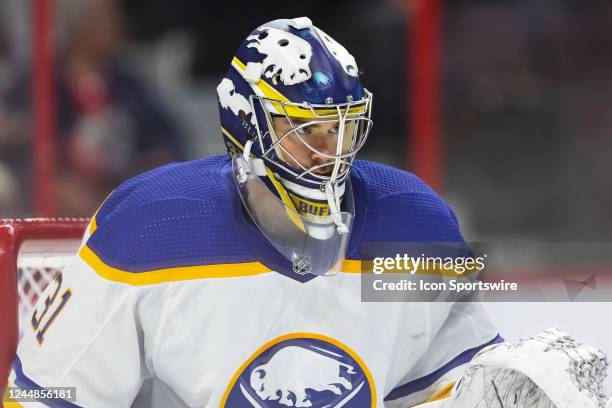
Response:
[[220, 333, 376, 407]]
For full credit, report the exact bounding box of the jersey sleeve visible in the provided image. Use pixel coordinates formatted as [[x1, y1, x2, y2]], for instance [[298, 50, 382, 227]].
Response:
[[384, 302, 503, 408], [7, 220, 156, 408], [371, 186, 502, 407]]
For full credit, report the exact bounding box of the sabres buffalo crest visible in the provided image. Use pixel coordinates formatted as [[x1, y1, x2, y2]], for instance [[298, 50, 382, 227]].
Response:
[[221, 333, 375, 407]]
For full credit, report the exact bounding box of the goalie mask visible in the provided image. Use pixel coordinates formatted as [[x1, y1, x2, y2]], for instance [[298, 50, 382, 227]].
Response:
[[217, 17, 373, 275]]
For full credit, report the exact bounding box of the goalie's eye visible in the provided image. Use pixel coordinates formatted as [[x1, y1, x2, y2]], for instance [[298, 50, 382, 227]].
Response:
[[295, 125, 312, 136], [295, 124, 340, 136]]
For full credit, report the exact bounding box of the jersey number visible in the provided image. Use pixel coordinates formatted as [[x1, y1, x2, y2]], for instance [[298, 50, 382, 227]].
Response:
[[31, 272, 72, 345]]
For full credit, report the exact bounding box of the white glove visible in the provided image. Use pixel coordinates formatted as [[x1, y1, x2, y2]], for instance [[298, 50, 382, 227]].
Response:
[[422, 328, 611, 408], [451, 365, 554, 407]]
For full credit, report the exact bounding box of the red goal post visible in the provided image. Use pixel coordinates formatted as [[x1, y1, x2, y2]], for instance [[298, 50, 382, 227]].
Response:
[[0, 218, 88, 396]]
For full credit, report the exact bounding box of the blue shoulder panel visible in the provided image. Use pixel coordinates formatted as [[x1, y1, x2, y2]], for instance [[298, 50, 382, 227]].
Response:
[[346, 160, 465, 259], [88, 156, 258, 272], [87, 157, 466, 277]]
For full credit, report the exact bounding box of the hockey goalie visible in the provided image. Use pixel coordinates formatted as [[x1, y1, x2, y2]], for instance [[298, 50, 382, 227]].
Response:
[[6, 17, 611, 408]]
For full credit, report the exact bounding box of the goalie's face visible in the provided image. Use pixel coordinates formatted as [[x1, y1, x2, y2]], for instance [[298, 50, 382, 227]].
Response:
[[270, 115, 360, 178]]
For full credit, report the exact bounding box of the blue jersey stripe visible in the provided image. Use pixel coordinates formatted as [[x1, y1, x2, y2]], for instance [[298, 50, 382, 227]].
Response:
[[384, 334, 504, 402], [12, 356, 82, 408]]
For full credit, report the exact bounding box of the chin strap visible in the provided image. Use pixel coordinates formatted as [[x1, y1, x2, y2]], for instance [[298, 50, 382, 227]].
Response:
[[242, 140, 253, 160], [242, 139, 267, 176], [325, 182, 349, 234]]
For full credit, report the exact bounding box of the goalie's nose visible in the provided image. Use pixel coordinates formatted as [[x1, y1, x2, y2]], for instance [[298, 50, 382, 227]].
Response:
[[310, 152, 335, 175], [307, 131, 338, 174]]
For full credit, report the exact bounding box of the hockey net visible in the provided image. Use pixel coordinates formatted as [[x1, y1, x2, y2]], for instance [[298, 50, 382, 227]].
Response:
[[0, 218, 88, 390]]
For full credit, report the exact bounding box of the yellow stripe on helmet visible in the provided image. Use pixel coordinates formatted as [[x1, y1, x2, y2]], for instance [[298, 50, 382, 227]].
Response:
[[231, 57, 367, 119]]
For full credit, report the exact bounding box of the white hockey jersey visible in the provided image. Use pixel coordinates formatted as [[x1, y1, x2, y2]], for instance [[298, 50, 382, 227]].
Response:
[[8, 156, 500, 408]]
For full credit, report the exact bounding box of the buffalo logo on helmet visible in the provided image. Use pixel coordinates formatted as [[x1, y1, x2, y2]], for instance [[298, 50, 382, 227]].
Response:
[[221, 334, 375, 407], [217, 78, 256, 126], [217, 78, 258, 140], [245, 27, 313, 86]]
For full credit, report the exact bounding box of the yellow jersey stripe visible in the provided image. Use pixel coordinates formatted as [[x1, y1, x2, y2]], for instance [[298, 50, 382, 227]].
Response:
[[3, 380, 25, 408], [425, 381, 455, 402], [3, 399, 25, 407], [80, 246, 474, 285], [80, 245, 367, 284], [79, 244, 274, 285], [341, 259, 362, 273]]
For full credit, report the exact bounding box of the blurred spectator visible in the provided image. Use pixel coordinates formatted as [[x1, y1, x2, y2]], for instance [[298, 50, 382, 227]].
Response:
[[0, 0, 185, 217], [0, 95, 28, 216], [443, 0, 612, 239], [0, 161, 19, 214]]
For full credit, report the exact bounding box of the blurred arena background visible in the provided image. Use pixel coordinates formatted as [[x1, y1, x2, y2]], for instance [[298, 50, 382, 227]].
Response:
[[1, 0, 611, 391], [0, 0, 610, 241]]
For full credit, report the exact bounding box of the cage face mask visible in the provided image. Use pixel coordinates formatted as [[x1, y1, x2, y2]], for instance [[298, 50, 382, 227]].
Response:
[[255, 95, 371, 234]]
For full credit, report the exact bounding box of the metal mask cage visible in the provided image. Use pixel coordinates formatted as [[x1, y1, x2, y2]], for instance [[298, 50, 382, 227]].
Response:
[[249, 90, 373, 187]]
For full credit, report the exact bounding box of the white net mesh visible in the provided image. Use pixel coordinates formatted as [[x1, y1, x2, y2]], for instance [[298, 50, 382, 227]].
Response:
[[16, 239, 81, 340]]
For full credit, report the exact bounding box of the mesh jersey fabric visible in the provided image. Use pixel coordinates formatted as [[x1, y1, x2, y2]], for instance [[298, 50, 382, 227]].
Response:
[[87, 155, 465, 279]]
